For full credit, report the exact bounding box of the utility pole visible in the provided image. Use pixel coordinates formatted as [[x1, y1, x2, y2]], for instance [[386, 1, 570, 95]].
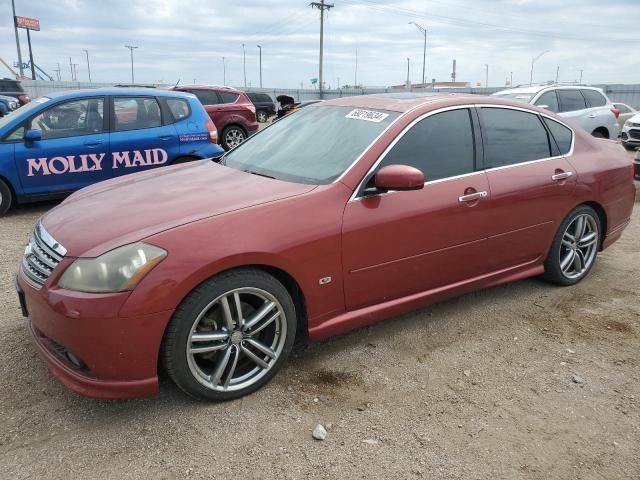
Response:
[[84, 49, 92, 83], [409, 22, 427, 86], [555, 66, 559, 83], [451, 59, 456, 82], [242, 43, 246, 88], [256, 45, 262, 88], [485, 64, 489, 88], [406, 57, 410, 87], [26, 29, 35, 80], [54, 62, 61, 81], [11, 0, 24, 77], [530, 50, 549, 85], [222, 56, 226, 85], [354, 48, 358, 87], [579, 69, 583, 83], [310, 0, 334, 98], [124, 45, 138, 84], [69, 57, 74, 80], [510, 71, 513, 87]]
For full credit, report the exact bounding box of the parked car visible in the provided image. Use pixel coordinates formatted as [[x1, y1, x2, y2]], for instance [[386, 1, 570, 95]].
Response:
[[245, 92, 276, 123], [621, 112, 640, 150], [613, 103, 637, 130], [0, 78, 30, 105], [17, 94, 634, 400], [634, 148, 640, 179], [492, 85, 620, 139], [171, 85, 259, 150], [0, 94, 19, 117], [0, 88, 223, 215]]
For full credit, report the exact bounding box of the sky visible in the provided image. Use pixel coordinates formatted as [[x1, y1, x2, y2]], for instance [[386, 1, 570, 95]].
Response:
[[1, 0, 639, 89]]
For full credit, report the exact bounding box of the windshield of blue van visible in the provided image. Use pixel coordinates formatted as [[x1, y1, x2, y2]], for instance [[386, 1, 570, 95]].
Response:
[[0, 97, 49, 130], [223, 105, 399, 185]]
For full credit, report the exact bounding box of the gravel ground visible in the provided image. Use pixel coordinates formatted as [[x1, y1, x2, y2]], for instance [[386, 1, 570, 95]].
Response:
[[0, 163, 638, 480]]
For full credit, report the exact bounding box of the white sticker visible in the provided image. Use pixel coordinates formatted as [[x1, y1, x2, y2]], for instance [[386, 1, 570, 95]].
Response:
[[345, 108, 389, 123]]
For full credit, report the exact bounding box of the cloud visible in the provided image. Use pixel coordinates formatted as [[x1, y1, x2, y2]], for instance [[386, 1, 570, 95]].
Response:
[[0, 0, 638, 88]]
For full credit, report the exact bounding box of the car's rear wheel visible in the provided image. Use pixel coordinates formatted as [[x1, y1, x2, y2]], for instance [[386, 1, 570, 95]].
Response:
[[256, 110, 268, 123], [542, 205, 601, 286], [162, 269, 297, 401], [591, 129, 607, 139], [0, 179, 13, 216], [221, 126, 246, 150]]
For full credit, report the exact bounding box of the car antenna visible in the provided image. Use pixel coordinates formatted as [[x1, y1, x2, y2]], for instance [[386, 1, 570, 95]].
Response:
[[174, 78, 181, 87]]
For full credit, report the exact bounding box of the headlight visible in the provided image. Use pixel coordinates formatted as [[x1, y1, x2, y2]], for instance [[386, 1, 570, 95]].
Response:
[[9, 101, 18, 110], [58, 243, 167, 293]]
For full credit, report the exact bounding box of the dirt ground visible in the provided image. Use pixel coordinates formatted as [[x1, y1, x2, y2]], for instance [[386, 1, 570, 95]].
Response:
[[0, 168, 638, 480]]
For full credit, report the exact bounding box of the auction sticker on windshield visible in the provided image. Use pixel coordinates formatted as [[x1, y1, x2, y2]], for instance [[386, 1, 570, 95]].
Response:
[[345, 109, 389, 123]]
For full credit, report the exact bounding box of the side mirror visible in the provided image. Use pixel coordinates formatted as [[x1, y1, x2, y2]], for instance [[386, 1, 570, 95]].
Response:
[[374, 164, 425, 192], [25, 129, 42, 142]]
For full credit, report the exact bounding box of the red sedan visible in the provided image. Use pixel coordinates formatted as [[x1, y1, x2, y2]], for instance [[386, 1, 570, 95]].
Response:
[[17, 94, 635, 400]]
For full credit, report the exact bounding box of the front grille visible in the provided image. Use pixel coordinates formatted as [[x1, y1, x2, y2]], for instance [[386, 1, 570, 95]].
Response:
[[21, 222, 66, 289], [629, 129, 640, 140]]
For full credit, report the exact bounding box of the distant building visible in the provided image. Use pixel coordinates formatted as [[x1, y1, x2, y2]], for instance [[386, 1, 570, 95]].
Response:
[[390, 81, 470, 90]]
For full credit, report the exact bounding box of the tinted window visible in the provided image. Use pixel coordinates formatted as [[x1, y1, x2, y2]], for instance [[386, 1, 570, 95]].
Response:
[[534, 91, 559, 113], [114, 97, 161, 131], [0, 80, 23, 91], [581, 89, 606, 108], [257, 93, 272, 103], [190, 90, 219, 105], [557, 90, 586, 112], [614, 104, 631, 114], [480, 108, 550, 168], [379, 109, 475, 181], [219, 92, 239, 103], [30, 98, 104, 139], [543, 118, 572, 155], [165, 98, 191, 121]]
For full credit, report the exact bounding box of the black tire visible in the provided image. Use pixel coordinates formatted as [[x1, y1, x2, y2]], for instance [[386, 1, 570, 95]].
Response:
[[542, 205, 601, 286], [161, 268, 297, 401], [0, 179, 13, 216], [591, 129, 607, 139], [220, 125, 246, 150], [622, 143, 635, 151], [256, 110, 268, 123]]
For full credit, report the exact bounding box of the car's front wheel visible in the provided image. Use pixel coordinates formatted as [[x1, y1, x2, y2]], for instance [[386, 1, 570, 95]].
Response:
[[0, 179, 13, 216], [221, 126, 246, 150], [542, 205, 601, 286], [162, 269, 297, 401]]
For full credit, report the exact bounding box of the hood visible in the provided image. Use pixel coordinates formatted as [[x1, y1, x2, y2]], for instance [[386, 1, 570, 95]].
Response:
[[42, 161, 316, 257], [626, 112, 640, 124]]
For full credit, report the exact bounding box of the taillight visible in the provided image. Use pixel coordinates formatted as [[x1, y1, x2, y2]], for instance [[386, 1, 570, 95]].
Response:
[[18, 94, 30, 104], [611, 107, 620, 119], [205, 118, 218, 144]]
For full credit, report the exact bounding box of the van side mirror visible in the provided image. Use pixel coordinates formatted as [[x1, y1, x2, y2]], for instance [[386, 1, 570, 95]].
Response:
[[25, 129, 42, 142]]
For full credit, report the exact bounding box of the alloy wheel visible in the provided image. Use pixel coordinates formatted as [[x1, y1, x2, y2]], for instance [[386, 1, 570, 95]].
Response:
[[257, 111, 267, 122], [558, 213, 598, 279], [225, 128, 245, 149], [186, 287, 287, 392]]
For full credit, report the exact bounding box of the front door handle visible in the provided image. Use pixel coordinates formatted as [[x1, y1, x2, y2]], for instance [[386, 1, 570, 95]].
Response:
[[84, 141, 102, 147], [158, 135, 173, 140], [551, 171, 573, 181], [458, 191, 488, 203], [587, 114, 596, 118]]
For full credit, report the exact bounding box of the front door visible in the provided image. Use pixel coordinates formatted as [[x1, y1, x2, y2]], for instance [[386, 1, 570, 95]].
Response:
[[342, 108, 492, 310], [14, 97, 110, 196]]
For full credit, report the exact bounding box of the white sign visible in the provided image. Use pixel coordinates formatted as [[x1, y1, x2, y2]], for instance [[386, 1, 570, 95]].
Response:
[[345, 109, 389, 123]]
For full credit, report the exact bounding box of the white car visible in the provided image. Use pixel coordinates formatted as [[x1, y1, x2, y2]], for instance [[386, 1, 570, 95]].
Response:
[[493, 85, 620, 139], [614, 103, 638, 130], [621, 112, 640, 151]]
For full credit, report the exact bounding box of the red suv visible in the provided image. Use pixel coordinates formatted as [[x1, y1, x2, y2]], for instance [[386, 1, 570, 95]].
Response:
[[171, 85, 259, 150]]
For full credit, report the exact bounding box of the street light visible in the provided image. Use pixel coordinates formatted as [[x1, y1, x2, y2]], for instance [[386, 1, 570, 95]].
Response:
[[530, 50, 550, 85], [222, 56, 226, 85], [257, 45, 262, 88], [408, 21, 427, 86], [124, 45, 138, 84], [83, 49, 92, 83], [242, 43, 247, 88]]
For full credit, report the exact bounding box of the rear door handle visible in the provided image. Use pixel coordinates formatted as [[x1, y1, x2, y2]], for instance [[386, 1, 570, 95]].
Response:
[[551, 172, 573, 181], [458, 191, 488, 203]]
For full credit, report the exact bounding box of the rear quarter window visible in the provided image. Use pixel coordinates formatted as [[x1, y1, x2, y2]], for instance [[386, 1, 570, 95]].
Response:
[[543, 117, 573, 155], [219, 92, 239, 103], [581, 90, 607, 108], [164, 98, 191, 122]]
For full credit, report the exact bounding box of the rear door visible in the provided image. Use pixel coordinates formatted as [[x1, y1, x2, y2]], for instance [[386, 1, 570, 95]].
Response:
[[108, 96, 181, 177], [556, 89, 591, 131], [14, 96, 110, 196], [480, 106, 577, 272]]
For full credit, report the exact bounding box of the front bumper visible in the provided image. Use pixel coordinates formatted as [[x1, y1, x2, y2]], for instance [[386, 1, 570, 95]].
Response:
[[621, 126, 640, 146], [634, 157, 640, 180], [17, 271, 172, 399]]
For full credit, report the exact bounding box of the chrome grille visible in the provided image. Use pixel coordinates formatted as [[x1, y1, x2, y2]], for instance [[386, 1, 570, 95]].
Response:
[[21, 222, 66, 289]]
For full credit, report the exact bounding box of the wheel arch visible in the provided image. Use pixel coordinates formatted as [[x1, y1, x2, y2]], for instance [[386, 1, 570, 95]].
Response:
[[581, 200, 608, 249], [592, 126, 610, 139]]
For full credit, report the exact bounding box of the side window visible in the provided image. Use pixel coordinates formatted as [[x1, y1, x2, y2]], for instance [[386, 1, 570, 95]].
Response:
[[190, 90, 219, 105], [114, 97, 162, 131], [258, 94, 272, 103], [5, 125, 25, 141], [581, 90, 606, 108], [378, 109, 475, 182], [543, 118, 573, 155], [30, 98, 104, 139], [165, 98, 191, 122], [557, 90, 587, 112], [534, 91, 559, 113], [219, 92, 239, 104], [615, 104, 631, 114], [480, 108, 551, 168]]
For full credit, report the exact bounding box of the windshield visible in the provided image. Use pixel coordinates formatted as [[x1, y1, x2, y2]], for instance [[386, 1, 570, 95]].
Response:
[[223, 105, 399, 184], [492, 92, 534, 103], [0, 96, 49, 129]]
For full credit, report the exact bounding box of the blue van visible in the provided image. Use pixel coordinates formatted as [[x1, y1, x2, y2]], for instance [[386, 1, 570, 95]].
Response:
[[0, 88, 224, 215]]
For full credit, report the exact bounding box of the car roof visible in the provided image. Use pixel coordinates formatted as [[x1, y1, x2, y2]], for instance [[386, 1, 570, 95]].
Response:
[[173, 84, 243, 94], [495, 84, 604, 96], [43, 87, 196, 101]]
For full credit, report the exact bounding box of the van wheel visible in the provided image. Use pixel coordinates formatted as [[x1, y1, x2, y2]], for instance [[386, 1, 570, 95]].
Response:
[[0, 179, 13, 216]]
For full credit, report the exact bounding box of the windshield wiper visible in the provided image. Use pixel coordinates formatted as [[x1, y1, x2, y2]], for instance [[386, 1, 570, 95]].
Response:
[[243, 169, 276, 179]]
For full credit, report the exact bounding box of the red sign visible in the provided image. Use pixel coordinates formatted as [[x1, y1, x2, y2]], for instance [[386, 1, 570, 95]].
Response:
[[15, 16, 40, 31]]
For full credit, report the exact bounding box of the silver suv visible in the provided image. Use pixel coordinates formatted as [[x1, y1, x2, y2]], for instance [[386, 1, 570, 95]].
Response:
[[493, 85, 620, 139]]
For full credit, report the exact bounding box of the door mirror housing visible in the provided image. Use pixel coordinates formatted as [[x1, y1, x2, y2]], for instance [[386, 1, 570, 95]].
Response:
[[24, 129, 42, 142], [374, 165, 425, 192]]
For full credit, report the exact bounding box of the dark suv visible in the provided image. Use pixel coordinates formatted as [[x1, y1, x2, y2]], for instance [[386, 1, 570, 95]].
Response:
[[0, 78, 30, 106], [245, 92, 276, 123], [171, 85, 259, 150]]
